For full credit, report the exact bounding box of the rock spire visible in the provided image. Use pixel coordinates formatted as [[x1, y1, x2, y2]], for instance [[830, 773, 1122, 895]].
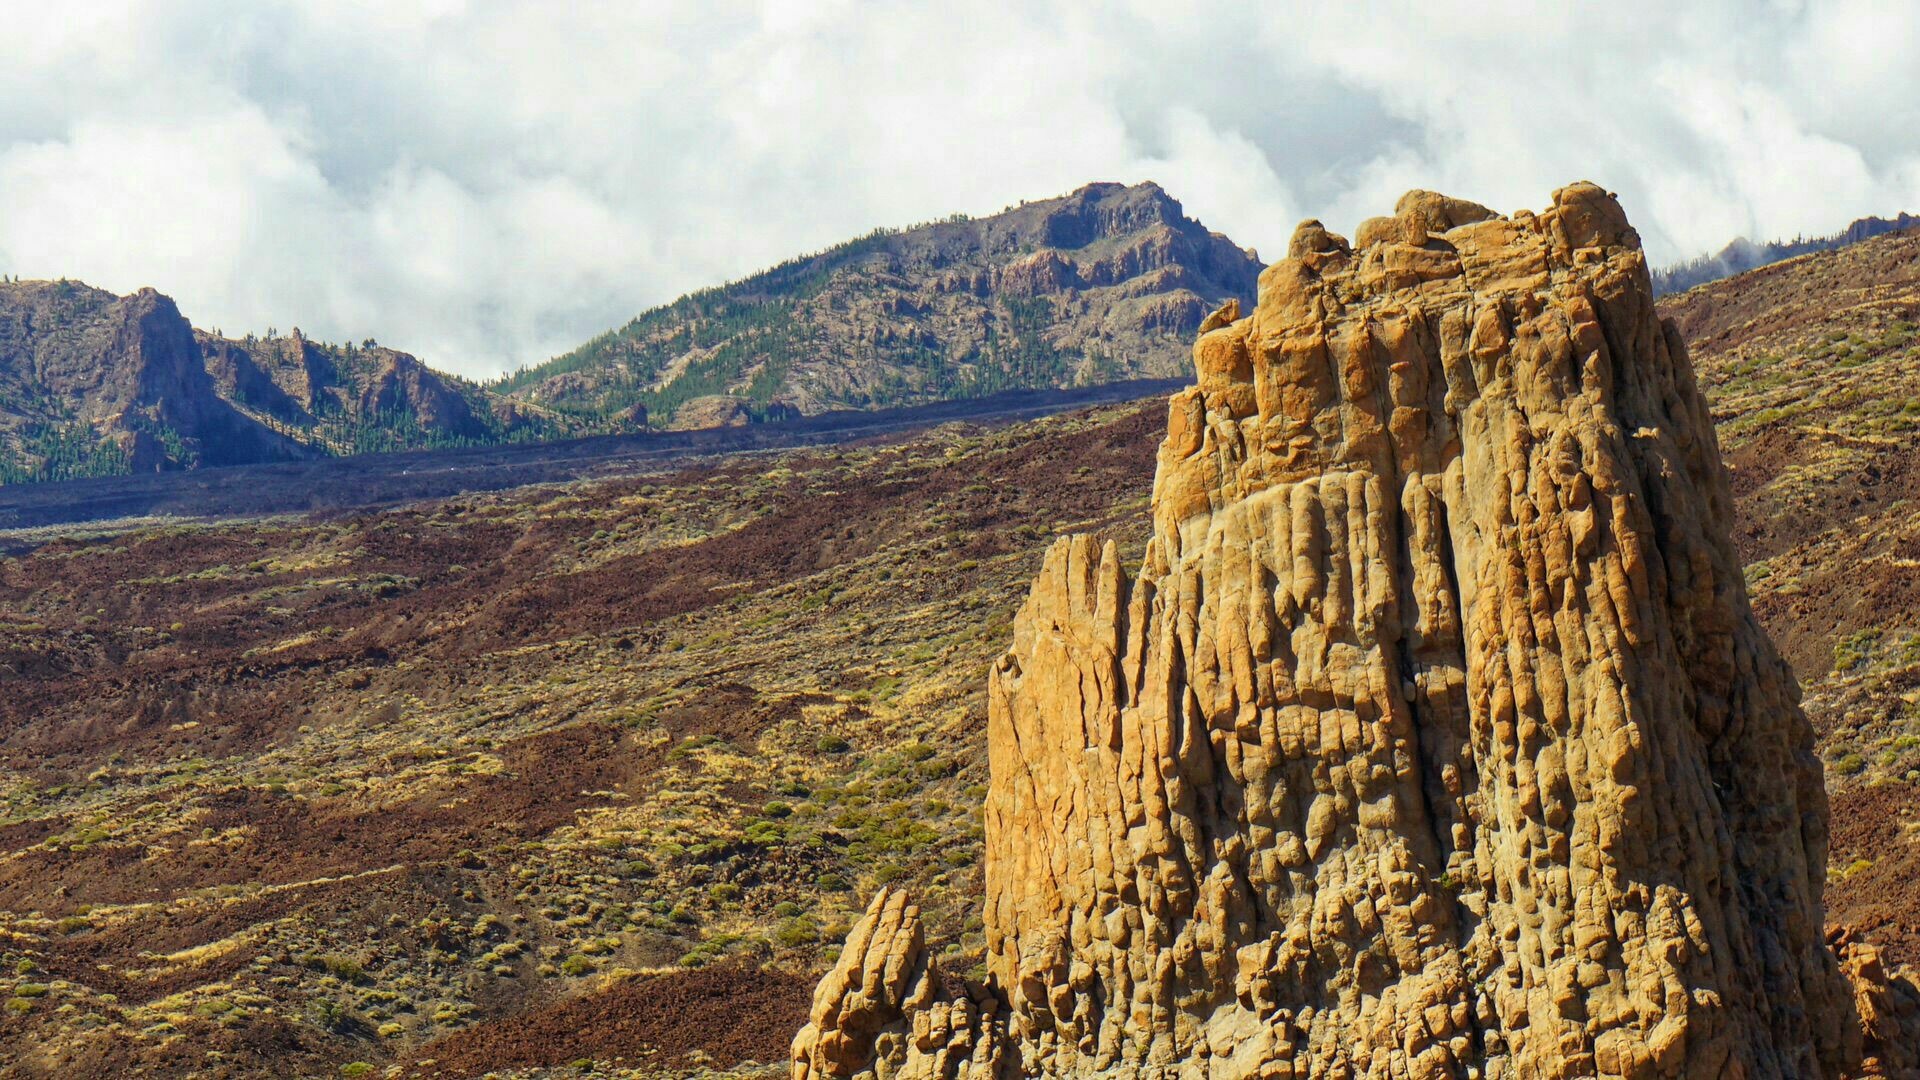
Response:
[[792, 184, 1920, 1079]]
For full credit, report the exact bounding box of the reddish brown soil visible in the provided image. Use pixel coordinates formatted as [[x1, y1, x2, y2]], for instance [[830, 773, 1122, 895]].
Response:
[[0, 400, 1162, 770], [1826, 784, 1920, 969], [401, 964, 810, 1077], [0, 722, 653, 916], [0, 1009, 332, 1080]]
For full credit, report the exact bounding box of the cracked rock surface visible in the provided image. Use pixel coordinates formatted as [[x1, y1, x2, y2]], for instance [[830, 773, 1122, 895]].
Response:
[[794, 184, 1920, 1079]]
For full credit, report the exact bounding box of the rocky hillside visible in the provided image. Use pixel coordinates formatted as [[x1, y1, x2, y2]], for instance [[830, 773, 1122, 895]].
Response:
[[198, 329, 581, 457], [4, 182, 1254, 479], [0, 281, 313, 482], [0, 282, 587, 485], [799, 184, 1919, 1077], [497, 181, 1261, 428], [1653, 211, 1920, 295]]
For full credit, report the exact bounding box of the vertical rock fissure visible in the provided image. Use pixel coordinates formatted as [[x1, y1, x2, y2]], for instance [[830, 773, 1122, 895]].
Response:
[[1425, 496, 1495, 1068]]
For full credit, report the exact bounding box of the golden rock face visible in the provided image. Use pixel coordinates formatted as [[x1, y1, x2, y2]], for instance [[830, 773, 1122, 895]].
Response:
[[792, 184, 1920, 1079]]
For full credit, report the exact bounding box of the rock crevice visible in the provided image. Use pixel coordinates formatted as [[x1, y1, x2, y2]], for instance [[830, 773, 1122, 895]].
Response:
[[793, 184, 1920, 1078]]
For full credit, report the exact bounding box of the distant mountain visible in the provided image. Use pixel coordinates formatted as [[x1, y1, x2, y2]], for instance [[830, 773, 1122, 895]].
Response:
[[1653, 211, 1920, 295], [0, 280, 585, 485], [198, 329, 582, 457], [495, 181, 1262, 428], [1, 181, 1259, 482]]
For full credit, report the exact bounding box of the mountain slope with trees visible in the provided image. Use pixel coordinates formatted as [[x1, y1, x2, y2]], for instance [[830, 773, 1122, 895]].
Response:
[[0, 281, 585, 485], [1653, 211, 1920, 295], [497, 181, 1262, 428]]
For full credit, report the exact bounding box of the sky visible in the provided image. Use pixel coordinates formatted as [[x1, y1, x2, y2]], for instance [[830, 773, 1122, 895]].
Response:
[[3, 0, 1917, 379]]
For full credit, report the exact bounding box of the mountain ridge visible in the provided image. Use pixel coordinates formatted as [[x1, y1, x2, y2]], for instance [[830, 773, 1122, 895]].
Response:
[[8, 188, 1917, 488], [1653, 211, 1920, 295], [494, 180, 1262, 427], [0, 180, 1258, 484], [0, 280, 588, 484]]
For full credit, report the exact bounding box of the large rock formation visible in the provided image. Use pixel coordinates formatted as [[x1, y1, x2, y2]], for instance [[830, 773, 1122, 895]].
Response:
[[0, 281, 314, 476], [202, 329, 499, 443], [793, 184, 1920, 1078]]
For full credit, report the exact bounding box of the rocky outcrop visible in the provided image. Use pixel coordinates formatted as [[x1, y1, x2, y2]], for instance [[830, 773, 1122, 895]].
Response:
[[0, 281, 312, 476], [358, 349, 487, 440], [1, 279, 594, 483], [792, 890, 1012, 1079], [206, 330, 494, 443], [796, 184, 1920, 1078], [670, 395, 757, 430]]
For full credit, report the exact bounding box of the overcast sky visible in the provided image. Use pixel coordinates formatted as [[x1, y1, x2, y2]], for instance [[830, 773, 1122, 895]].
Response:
[[3, 1, 1916, 379]]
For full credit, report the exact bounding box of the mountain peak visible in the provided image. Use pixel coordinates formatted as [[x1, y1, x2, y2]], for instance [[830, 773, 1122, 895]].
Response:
[[500, 181, 1262, 428]]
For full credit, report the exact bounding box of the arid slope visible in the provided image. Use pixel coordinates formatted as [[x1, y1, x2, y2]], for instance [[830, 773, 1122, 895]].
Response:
[[1666, 226, 1920, 969], [0, 400, 1162, 1078]]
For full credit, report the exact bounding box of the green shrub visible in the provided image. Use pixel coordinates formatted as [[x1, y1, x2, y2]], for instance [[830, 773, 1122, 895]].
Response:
[[816, 735, 851, 754], [1833, 628, 1882, 673], [341, 1064, 374, 1078], [560, 954, 595, 976], [774, 918, 819, 948], [744, 820, 787, 845], [310, 997, 354, 1033], [321, 955, 365, 982]]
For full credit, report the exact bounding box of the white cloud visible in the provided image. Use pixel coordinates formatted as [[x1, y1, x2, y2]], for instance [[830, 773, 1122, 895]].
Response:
[[1, 0, 1916, 378]]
